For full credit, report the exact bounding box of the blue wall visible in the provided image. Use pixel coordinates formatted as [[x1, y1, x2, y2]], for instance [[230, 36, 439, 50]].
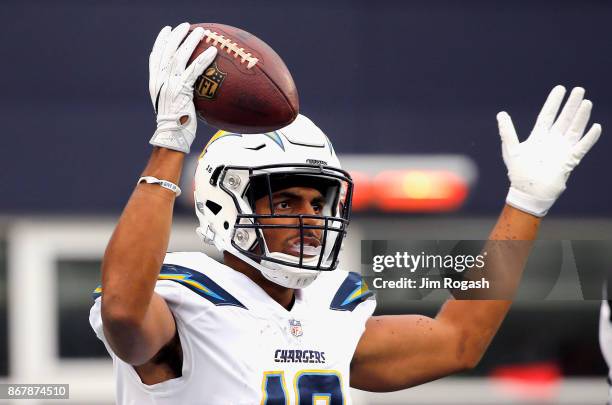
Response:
[[2, 0, 611, 215]]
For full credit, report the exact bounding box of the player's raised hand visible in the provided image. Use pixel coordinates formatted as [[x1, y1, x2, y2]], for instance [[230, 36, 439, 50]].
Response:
[[496, 85, 601, 216], [148, 23, 218, 153]]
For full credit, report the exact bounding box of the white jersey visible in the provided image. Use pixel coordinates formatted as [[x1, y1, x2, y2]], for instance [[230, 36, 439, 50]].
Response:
[[89, 252, 376, 405], [600, 300, 612, 404]]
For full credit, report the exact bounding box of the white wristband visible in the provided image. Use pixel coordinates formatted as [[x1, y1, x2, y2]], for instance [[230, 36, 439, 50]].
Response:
[[137, 176, 182, 197]]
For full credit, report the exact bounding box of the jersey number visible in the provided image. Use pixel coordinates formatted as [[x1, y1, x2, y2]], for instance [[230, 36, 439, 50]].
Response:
[[262, 370, 343, 404]]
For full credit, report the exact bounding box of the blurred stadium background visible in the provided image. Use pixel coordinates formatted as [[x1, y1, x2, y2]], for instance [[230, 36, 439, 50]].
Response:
[[1, 0, 611, 404]]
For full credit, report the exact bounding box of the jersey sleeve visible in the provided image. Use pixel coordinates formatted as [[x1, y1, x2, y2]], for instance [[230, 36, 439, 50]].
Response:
[[88, 252, 214, 359], [88, 253, 218, 397], [329, 270, 376, 333], [89, 278, 186, 352], [89, 275, 200, 398], [327, 271, 376, 359], [329, 271, 376, 314], [304, 270, 376, 356]]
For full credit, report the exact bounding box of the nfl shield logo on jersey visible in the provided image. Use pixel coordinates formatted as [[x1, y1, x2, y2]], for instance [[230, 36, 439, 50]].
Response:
[[289, 319, 303, 337]]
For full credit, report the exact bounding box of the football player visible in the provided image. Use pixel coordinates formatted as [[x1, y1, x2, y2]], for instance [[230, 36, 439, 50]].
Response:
[[89, 23, 602, 404]]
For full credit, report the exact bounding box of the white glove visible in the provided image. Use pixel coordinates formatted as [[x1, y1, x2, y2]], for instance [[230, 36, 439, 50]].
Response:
[[148, 23, 218, 153], [497, 85, 601, 217]]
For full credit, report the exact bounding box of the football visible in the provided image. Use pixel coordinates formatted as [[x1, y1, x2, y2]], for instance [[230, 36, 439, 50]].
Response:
[[188, 23, 299, 134]]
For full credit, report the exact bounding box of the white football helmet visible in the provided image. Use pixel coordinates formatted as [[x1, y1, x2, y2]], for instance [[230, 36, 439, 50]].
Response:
[[194, 114, 353, 288]]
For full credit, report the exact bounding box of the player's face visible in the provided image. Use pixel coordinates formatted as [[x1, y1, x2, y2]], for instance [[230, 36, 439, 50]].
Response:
[[254, 187, 325, 258]]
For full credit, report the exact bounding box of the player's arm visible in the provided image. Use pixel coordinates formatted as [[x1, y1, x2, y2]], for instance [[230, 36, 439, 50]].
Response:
[[100, 23, 217, 366], [101, 147, 183, 365], [351, 204, 537, 391], [350, 86, 602, 392]]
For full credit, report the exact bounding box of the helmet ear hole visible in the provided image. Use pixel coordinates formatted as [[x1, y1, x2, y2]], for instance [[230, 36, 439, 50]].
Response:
[[223, 221, 229, 230], [205, 200, 222, 215]]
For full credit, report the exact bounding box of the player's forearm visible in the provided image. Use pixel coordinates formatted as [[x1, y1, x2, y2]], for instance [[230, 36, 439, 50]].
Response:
[[436, 204, 540, 368], [101, 147, 184, 323]]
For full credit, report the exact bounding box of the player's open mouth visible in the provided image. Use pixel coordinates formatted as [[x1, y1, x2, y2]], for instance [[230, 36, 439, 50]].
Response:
[[287, 237, 322, 257]]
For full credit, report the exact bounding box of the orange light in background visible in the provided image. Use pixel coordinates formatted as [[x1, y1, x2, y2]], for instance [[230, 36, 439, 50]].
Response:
[[182, 163, 470, 214], [373, 170, 468, 212], [349, 171, 373, 212]]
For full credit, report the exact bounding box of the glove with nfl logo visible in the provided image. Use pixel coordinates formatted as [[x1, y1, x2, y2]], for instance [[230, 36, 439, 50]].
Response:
[[149, 23, 218, 153], [497, 85, 602, 217]]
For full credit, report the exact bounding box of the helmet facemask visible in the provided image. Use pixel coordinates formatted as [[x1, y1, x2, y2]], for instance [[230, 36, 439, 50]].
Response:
[[217, 164, 353, 287]]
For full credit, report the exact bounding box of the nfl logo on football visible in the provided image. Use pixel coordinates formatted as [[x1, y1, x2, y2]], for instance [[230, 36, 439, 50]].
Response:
[[289, 319, 303, 337]]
